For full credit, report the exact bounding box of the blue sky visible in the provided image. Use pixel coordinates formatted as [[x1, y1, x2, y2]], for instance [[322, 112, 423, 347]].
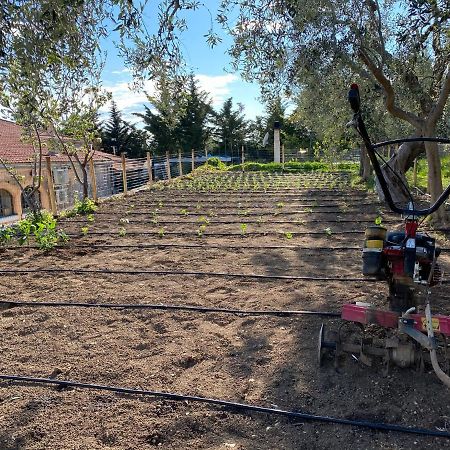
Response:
[[100, 2, 264, 125]]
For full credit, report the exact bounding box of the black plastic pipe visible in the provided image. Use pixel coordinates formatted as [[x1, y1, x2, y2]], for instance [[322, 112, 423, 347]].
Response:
[[0, 267, 378, 282], [0, 300, 341, 317], [0, 374, 448, 438]]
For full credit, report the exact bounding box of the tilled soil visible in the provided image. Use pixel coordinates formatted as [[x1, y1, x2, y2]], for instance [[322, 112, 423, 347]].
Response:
[[0, 172, 449, 450]]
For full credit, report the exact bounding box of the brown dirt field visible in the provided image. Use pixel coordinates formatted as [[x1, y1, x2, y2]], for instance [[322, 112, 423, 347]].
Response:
[[0, 172, 449, 450]]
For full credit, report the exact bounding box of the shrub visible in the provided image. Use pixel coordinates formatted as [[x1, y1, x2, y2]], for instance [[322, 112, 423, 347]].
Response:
[[0, 211, 68, 250]]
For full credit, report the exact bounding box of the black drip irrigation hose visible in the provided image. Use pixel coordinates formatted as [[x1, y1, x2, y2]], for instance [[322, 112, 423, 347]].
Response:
[[1, 243, 366, 251], [0, 267, 386, 282], [0, 374, 448, 438], [65, 230, 364, 237], [0, 300, 341, 317], [3, 243, 448, 253]]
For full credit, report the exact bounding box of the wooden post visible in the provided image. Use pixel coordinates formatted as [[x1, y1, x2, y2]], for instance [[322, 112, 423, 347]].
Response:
[[45, 156, 57, 215], [146, 152, 153, 183], [281, 144, 285, 169], [191, 149, 195, 172], [241, 145, 245, 172], [88, 158, 98, 203], [121, 152, 127, 195], [178, 150, 183, 177], [166, 151, 171, 180], [413, 158, 418, 187]]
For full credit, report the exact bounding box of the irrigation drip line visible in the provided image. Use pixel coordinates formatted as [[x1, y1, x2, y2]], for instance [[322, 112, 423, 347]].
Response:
[[0, 375, 448, 438], [66, 218, 395, 225], [0, 267, 385, 282], [66, 230, 364, 237], [111, 202, 380, 209], [93, 210, 395, 218], [1, 300, 341, 317], [2, 243, 449, 253]]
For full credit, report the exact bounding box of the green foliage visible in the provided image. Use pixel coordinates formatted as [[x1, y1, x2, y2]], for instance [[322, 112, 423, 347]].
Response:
[[227, 161, 359, 173], [0, 211, 68, 250], [74, 197, 98, 215], [206, 157, 227, 170]]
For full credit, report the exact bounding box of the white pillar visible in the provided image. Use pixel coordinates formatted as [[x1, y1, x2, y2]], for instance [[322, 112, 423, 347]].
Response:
[[273, 121, 281, 163]]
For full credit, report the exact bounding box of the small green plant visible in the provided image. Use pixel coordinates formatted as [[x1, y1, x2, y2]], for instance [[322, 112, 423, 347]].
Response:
[[158, 227, 165, 238], [0, 211, 68, 250], [324, 227, 333, 237], [120, 217, 130, 224], [180, 209, 189, 216], [73, 197, 97, 215], [276, 202, 285, 209], [285, 232, 293, 240], [256, 216, 263, 226], [304, 207, 314, 214], [240, 223, 248, 235], [81, 226, 89, 236], [197, 224, 207, 237], [158, 201, 163, 208], [87, 214, 95, 223], [118, 227, 126, 237], [198, 216, 210, 225]]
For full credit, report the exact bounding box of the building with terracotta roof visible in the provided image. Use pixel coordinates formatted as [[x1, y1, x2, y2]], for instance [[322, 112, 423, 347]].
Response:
[[0, 118, 120, 223]]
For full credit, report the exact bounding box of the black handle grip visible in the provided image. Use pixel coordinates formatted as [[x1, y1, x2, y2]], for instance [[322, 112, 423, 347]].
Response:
[[348, 84, 360, 113]]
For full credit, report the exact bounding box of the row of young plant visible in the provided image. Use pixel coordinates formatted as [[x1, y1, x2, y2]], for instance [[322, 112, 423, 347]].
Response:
[[155, 168, 355, 193]]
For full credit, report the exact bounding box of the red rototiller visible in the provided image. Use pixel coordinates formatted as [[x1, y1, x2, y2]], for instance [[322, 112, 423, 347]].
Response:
[[319, 85, 450, 388]]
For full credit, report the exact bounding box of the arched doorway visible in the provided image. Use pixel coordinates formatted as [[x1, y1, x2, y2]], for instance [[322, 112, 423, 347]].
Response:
[[0, 189, 14, 217]]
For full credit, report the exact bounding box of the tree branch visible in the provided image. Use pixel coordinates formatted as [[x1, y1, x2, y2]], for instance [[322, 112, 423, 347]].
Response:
[[428, 69, 450, 129], [358, 48, 423, 129]]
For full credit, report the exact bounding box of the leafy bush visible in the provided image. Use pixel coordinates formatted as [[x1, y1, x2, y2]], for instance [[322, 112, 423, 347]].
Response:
[[0, 211, 68, 250], [73, 197, 97, 215], [227, 161, 358, 172]]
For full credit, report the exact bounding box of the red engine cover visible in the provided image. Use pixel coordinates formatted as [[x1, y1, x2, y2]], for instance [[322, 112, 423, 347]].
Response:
[[342, 304, 450, 336]]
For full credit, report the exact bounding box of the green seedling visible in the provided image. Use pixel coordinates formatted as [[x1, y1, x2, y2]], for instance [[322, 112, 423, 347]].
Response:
[[276, 202, 285, 209], [158, 201, 163, 208], [180, 209, 189, 216], [81, 226, 89, 236], [158, 227, 165, 238], [324, 227, 333, 237], [240, 223, 248, 235], [87, 214, 95, 223], [304, 207, 314, 214], [285, 232, 293, 240], [198, 216, 210, 225], [118, 227, 127, 237], [197, 224, 207, 237], [120, 217, 130, 224]]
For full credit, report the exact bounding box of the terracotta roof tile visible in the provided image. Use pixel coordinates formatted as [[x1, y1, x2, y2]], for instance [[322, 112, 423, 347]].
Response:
[[0, 118, 118, 164]]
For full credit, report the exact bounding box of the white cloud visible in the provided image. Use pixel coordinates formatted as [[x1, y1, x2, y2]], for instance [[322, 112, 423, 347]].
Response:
[[195, 73, 238, 106], [101, 79, 157, 124], [111, 67, 131, 75]]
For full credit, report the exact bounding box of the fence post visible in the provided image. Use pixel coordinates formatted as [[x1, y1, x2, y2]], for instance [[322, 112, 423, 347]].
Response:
[[413, 158, 418, 187], [166, 151, 171, 180], [241, 145, 245, 172], [121, 152, 128, 195], [178, 150, 183, 177], [146, 152, 153, 183], [191, 149, 195, 172], [88, 158, 98, 203], [281, 144, 285, 170], [45, 156, 57, 215]]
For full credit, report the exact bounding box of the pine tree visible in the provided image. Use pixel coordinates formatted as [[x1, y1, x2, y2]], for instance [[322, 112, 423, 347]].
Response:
[[177, 76, 213, 153], [212, 98, 247, 161], [101, 101, 133, 155]]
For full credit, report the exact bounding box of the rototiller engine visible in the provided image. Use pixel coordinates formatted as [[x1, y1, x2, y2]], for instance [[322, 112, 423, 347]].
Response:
[[318, 84, 450, 387]]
